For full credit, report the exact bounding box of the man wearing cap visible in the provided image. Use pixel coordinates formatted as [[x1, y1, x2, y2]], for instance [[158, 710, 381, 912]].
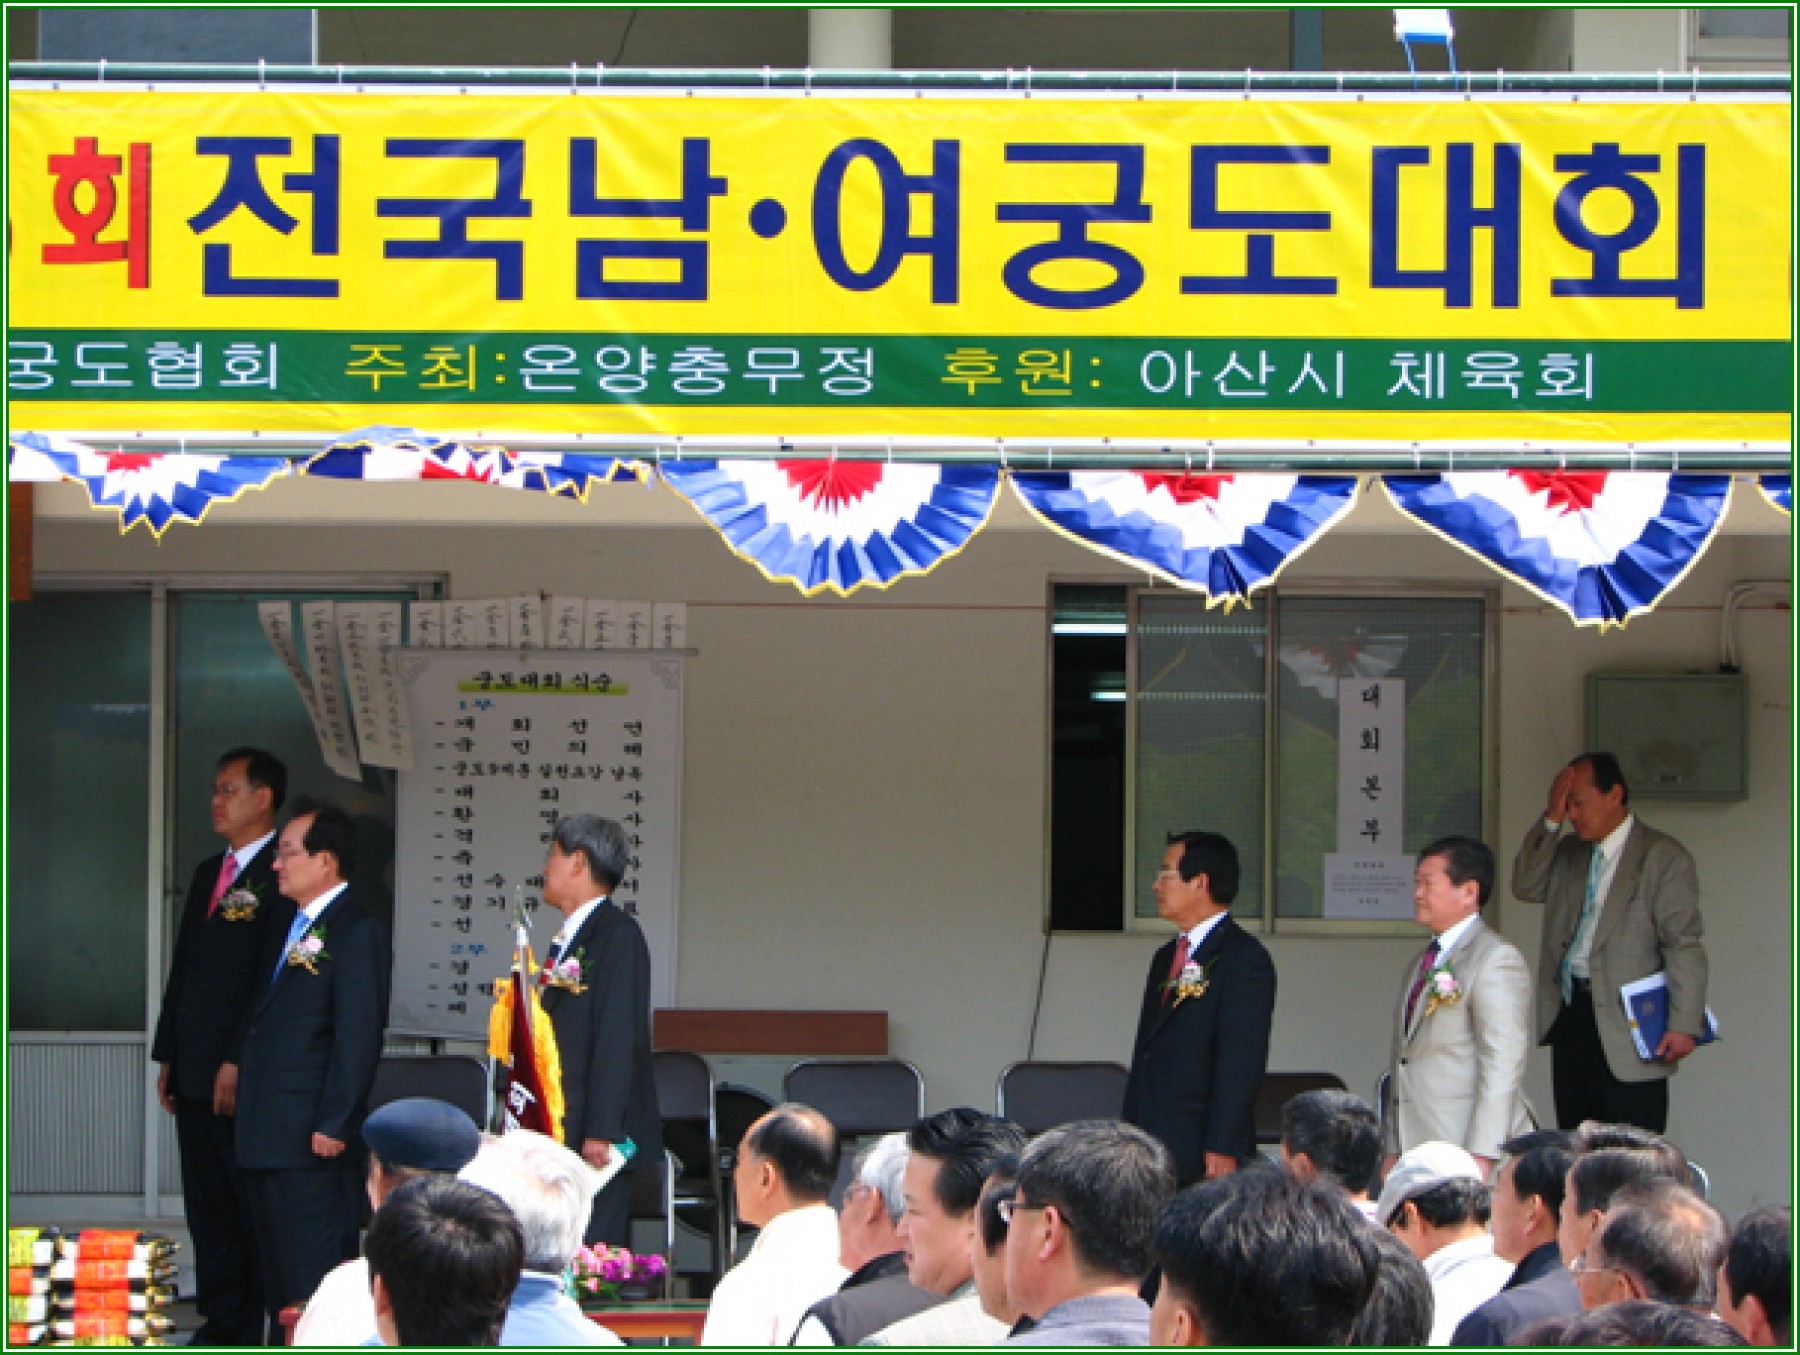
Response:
[[291, 1097, 482, 1346], [1378, 1141, 1514, 1345]]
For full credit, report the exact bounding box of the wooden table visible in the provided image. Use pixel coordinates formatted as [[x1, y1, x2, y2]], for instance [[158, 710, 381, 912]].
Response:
[[586, 1301, 709, 1343]]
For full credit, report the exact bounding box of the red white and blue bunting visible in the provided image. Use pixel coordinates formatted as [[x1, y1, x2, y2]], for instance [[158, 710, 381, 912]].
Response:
[[658, 459, 1002, 595], [1382, 471, 1734, 628], [1759, 475, 1791, 515], [7, 433, 290, 535], [303, 428, 635, 494], [1010, 471, 1359, 606]]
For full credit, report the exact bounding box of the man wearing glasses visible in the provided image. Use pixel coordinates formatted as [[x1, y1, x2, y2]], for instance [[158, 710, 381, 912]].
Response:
[[151, 748, 289, 1348], [236, 801, 391, 1343]]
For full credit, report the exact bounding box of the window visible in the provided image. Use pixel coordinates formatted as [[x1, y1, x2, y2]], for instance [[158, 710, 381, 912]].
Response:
[[1690, 9, 1792, 65], [1046, 582, 1493, 932]]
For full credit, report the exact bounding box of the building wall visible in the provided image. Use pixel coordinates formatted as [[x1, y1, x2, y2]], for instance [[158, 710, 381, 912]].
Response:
[[30, 478, 1791, 1219]]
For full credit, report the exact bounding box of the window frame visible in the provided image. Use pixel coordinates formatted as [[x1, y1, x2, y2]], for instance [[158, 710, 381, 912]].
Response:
[[1046, 575, 1500, 937]]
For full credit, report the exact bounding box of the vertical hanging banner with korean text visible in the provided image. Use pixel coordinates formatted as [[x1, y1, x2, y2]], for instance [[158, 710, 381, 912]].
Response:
[[7, 88, 1790, 446]]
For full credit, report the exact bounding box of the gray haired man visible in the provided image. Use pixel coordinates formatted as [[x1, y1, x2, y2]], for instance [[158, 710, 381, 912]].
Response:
[[539, 814, 663, 1244], [460, 1130, 623, 1346], [792, 1134, 942, 1345]]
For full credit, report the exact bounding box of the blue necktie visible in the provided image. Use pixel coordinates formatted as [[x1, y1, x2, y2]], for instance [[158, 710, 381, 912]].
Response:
[[272, 911, 312, 988], [1559, 849, 1606, 1003]]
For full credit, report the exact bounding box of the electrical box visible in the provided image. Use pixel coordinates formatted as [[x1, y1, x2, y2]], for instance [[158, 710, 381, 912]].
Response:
[[1586, 673, 1747, 801]]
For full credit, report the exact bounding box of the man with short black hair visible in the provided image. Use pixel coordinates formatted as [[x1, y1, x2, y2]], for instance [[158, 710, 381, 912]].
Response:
[[152, 746, 289, 1346], [866, 1109, 1027, 1346], [970, 1160, 1021, 1330], [702, 1104, 846, 1345], [1451, 1131, 1581, 1345], [1280, 1089, 1383, 1221], [1385, 836, 1533, 1174], [1351, 1227, 1436, 1346], [1002, 1120, 1176, 1345], [539, 813, 663, 1244], [1515, 752, 1709, 1133], [1378, 1141, 1513, 1344], [365, 1176, 524, 1347], [1559, 1142, 1694, 1269], [1718, 1206, 1790, 1346], [1150, 1167, 1379, 1346], [236, 800, 391, 1340], [293, 1097, 484, 1346], [1574, 1180, 1728, 1313], [792, 1134, 940, 1346], [1123, 830, 1276, 1186]]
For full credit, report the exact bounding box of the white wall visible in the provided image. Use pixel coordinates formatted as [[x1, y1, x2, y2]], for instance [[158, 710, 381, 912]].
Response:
[[30, 477, 1790, 1218]]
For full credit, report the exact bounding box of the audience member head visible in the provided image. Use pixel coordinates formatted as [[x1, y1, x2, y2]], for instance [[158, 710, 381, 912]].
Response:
[[1490, 1130, 1575, 1266], [1156, 830, 1240, 927], [1280, 1089, 1382, 1200], [837, 1132, 909, 1272], [1578, 1180, 1727, 1312], [458, 1129, 598, 1274], [1351, 1225, 1437, 1347], [971, 1157, 1021, 1326], [213, 747, 286, 845], [545, 814, 631, 902], [1004, 1119, 1176, 1320], [1519, 1299, 1746, 1347], [1562, 1143, 1695, 1265], [275, 800, 357, 904], [1150, 1166, 1379, 1347], [1718, 1206, 1791, 1347], [736, 1103, 839, 1229], [899, 1108, 1028, 1296], [364, 1176, 524, 1346], [362, 1097, 482, 1209], [1378, 1141, 1490, 1262]]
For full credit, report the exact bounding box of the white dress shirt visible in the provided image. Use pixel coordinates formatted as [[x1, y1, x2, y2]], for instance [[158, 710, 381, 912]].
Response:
[[700, 1204, 847, 1346], [231, 829, 277, 875], [1423, 1232, 1514, 1345], [1178, 909, 1230, 959], [1564, 814, 1634, 979], [549, 895, 608, 962], [1432, 911, 1481, 961]]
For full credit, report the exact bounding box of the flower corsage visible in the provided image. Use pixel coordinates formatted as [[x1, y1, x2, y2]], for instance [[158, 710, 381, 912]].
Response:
[[217, 883, 264, 922], [1163, 956, 1219, 1007], [540, 947, 588, 995], [286, 924, 329, 975], [1421, 962, 1462, 1018]]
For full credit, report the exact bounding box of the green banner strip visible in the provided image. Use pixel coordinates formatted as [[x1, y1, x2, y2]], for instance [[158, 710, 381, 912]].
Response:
[[8, 332, 1790, 413]]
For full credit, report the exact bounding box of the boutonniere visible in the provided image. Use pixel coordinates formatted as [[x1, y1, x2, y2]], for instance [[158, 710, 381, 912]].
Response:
[[1421, 962, 1462, 1018], [286, 924, 329, 975], [217, 883, 264, 922], [540, 947, 588, 995], [1163, 956, 1220, 1007]]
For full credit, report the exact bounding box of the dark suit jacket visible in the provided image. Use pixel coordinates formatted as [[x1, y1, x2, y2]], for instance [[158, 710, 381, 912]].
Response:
[[235, 887, 391, 1171], [151, 839, 289, 1103], [1449, 1241, 1580, 1346], [540, 899, 663, 1162], [1121, 916, 1276, 1181]]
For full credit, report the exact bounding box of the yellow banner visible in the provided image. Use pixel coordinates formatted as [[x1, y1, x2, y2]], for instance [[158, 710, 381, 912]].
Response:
[[7, 88, 1791, 441]]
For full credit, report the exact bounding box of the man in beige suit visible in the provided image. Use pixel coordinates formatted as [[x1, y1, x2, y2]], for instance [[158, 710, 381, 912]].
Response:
[[1513, 752, 1707, 1134], [1384, 837, 1533, 1177]]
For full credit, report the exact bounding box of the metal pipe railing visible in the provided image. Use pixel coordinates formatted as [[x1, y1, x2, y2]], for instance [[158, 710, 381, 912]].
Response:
[[8, 61, 1791, 95]]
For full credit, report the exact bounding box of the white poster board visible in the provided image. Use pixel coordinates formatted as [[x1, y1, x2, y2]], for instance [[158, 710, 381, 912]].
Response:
[[391, 650, 683, 1040], [1325, 677, 1413, 920]]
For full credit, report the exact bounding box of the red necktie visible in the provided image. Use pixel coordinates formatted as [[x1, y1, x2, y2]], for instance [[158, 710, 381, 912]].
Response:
[[1162, 935, 1191, 1006], [207, 852, 238, 919], [1404, 940, 1441, 1027]]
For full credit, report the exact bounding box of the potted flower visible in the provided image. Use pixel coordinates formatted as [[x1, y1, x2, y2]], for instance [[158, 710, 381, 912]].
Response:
[[570, 1244, 669, 1305]]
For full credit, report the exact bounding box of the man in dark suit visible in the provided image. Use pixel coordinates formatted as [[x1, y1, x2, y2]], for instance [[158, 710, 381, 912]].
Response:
[[1451, 1132, 1582, 1345], [236, 801, 391, 1342], [1513, 752, 1708, 1133], [1122, 830, 1276, 1184], [538, 813, 662, 1245], [150, 746, 289, 1347]]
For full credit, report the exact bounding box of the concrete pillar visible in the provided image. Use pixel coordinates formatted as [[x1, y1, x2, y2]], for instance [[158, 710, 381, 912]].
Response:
[[809, 8, 892, 69]]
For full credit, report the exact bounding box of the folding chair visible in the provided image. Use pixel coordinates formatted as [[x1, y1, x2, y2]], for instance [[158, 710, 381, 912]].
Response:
[[784, 1059, 924, 1207], [625, 1148, 678, 1299], [367, 1054, 490, 1126], [652, 1049, 727, 1283], [995, 1061, 1130, 1134], [1253, 1070, 1350, 1148]]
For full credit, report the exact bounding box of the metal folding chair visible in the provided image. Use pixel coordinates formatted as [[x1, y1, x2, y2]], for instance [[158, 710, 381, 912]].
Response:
[[995, 1060, 1130, 1134]]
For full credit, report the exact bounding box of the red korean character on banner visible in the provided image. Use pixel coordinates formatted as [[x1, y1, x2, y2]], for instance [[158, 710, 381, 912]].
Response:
[[43, 136, 152, 288]]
